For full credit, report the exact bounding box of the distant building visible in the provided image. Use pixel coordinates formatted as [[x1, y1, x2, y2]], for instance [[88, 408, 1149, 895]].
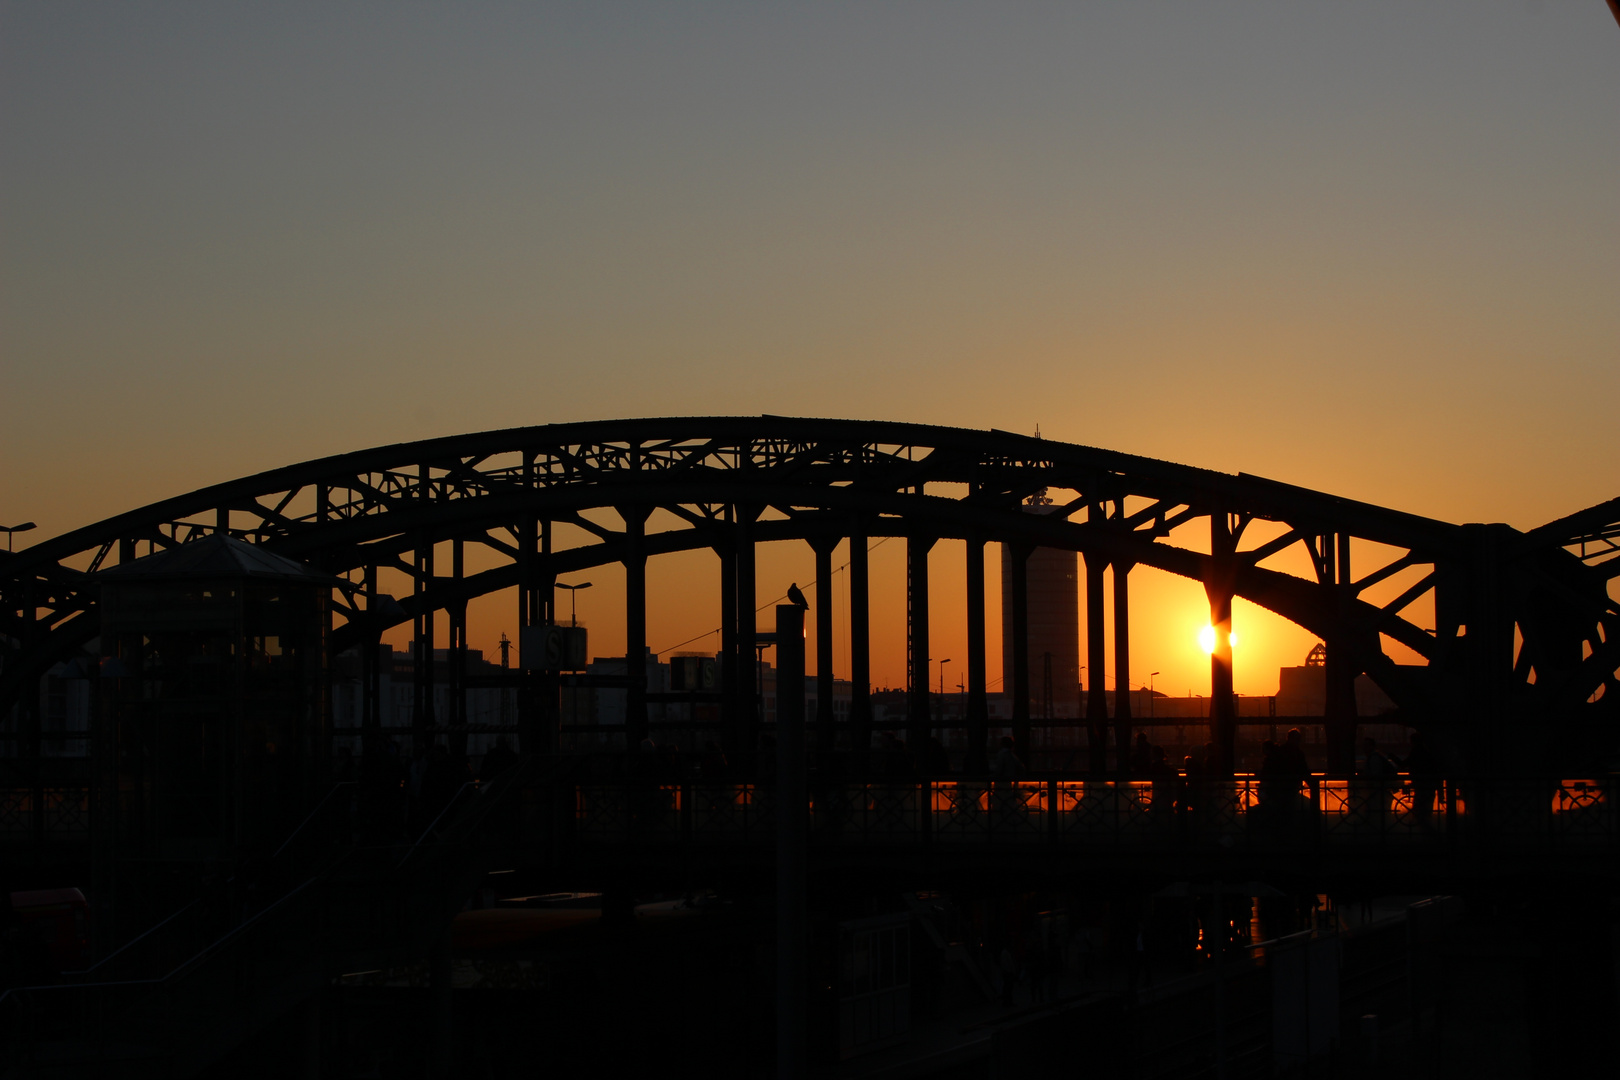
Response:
[[330, 645, 513, 757], [1275, 642, 1396, 717], [1001, 496, 1081, 719]]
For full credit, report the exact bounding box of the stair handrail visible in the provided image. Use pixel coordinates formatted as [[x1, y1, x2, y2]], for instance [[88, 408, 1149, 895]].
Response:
[[61, 897, 202, 980], [397, 782, 480, 868], [162, 876, 321, 983], [269, 780, 357, 862], [394, 755, 544, 869], [3, 754, 581, 1071], [52, 781, 359, 988]]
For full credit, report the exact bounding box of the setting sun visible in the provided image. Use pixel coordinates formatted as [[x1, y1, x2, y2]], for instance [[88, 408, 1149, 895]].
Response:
[[1199, 626, 1238, 654]]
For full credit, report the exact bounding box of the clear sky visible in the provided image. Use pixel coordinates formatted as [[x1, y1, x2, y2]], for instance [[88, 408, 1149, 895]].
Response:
[[4, 3, 1617, 699]]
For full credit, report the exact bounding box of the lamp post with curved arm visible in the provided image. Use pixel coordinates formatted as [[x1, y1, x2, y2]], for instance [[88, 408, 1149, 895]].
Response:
[[1, 522, 35, 553]]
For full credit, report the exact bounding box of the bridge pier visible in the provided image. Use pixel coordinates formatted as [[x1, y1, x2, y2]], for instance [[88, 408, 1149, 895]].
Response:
[[1456, 523, 1518, 776], [1323, 641, 1359, 775], [849, 524, 872, 759], [774, 602, 807, 1080], [1085, 552, 1108, 773], [718, 533, 738, 756], [362, 564, 381, 760], [539, 521, 556, 753], [412, 533, 436, 750], [515, 516, 554, 755], [1008, 541, 1032, 762], [810, 536, 838, 757], [1113, 559, 1134, 775], [1208, 515, 1238, 774], [430, 931, 453, 1078], [735, 506, 759, 763], [907, 534, 935, 754], [621, 505, 650, 751], [965, 534, 990, 776], [448, 539, 468, 761], [1319, 532, 1361, 775]]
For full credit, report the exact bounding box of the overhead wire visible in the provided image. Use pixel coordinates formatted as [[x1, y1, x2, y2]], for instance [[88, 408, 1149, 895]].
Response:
[[652, 536, 893, 656]]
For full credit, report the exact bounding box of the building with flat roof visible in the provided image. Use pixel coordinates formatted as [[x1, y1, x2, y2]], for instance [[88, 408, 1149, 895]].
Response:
[[1000, 497, 1081, 720]]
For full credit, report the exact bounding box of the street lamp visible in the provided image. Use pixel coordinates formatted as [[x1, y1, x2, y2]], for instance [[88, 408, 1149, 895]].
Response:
[[1149, 671, 1160, 717], [1, 522, 36, 553], [937, 658, 952, 697], [556, 581, 592, 626]]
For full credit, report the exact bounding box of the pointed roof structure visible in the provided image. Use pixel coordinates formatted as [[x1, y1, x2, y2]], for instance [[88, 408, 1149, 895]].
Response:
[[97, 533, 337, 586]]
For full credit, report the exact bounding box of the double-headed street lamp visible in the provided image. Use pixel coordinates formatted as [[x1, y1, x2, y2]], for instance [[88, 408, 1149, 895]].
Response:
[[1, 522, 36, 553], [556, 581, 592, 626], [1149, 671, 1160, 717]]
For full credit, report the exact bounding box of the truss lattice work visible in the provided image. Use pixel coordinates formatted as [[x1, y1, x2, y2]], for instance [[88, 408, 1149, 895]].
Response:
[[3, 417, 1616, 771]]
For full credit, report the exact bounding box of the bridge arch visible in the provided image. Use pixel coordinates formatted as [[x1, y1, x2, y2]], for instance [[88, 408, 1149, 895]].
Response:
[[3, 417, 1616, 772]]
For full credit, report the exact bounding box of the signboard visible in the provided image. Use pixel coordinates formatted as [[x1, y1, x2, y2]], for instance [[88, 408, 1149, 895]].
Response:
[[669, 656, 719, 691], [519, 625, 588, 670]]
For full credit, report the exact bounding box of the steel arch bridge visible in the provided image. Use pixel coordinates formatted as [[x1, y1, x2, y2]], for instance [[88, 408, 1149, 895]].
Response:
[[3, 416, 1617, 774]]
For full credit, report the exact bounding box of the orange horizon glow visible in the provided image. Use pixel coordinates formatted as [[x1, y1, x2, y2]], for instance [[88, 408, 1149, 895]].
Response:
[[5, 6, 1615, 707], [368, 536, 1315, 700]]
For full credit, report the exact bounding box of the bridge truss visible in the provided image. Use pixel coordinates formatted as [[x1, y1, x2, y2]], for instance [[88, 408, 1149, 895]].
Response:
[[3, 417, 1617, 778]]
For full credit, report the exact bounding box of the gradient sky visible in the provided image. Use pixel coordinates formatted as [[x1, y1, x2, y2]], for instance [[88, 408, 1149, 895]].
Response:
[[4, 3, 1617, 700]]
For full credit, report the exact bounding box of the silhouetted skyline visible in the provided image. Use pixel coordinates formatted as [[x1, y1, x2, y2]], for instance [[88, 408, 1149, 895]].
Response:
[[3, 3, 1617, 696]]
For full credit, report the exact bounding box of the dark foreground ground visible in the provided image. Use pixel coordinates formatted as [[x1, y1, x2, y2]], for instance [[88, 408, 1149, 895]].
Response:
[[201, 883, 1616, 1080]]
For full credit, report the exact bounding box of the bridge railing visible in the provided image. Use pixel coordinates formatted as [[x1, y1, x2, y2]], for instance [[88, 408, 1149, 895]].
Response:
[[544, 770, 1618, 854]]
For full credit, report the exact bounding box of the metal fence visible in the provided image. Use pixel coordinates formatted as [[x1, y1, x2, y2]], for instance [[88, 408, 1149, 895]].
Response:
[[555, 772, 1619, 854]]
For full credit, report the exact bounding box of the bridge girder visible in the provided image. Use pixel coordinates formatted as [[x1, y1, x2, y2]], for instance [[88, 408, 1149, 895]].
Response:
[[2, 417, 1616, 768]]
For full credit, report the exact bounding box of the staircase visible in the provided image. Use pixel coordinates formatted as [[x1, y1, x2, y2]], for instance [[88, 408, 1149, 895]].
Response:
[[0, 758, 540, 1079]]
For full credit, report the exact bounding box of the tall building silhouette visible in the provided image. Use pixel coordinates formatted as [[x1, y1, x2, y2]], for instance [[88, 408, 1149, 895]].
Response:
[[1000, 498, 1080, 719]]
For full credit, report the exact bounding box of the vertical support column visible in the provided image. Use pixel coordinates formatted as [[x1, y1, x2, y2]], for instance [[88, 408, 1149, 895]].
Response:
[[1208, 514, 1238, 775], [1461, 523, 1517, 777], [21, 580, 43, 856], [906, 534, 935, 754], [811, 536, 837, 757], [719, 532, 739, 756], [621, 505, 650, 751], [1113, 559, 1134, 775], [849, 526, 872, 760], [448, 539, 468, 762], [1323, 533, 1360, 775], [735, 506, 759, 763], [1042, 653, 1053, 720], [415, 465, 436, 753], [412, 536, 436, 751], [541, 520, 555, 625], [1084, 552, 1109, 774], [314, 484, 334, 792], [299, 992, 321, 1080], [424, 541, 436, 739], [90, 658, 116, 958], [774, 602, 808, 1080], [362, 564, 381, 759], [430, 931, 453, 1078], [1009, 542, 1032, 762], [538, 520, 558, 756], [965, 535, 990, 776], [515, 506, 541, 755]]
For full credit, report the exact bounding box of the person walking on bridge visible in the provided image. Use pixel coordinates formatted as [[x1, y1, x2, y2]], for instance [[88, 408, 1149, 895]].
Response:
[[990, 736, 1024, 782], [990, 736, 1026, 827], [1278, 728, 1317, 812], [1403, 732, 1442, 825], [1358, 737, 1398, 825]]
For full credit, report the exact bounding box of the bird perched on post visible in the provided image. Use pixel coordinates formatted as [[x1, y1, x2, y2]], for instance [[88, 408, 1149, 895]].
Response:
[[786, 583, 809, 609]]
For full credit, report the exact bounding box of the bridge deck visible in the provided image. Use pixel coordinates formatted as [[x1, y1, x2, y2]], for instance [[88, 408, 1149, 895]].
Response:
[[465, 771, 1620, 887]]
